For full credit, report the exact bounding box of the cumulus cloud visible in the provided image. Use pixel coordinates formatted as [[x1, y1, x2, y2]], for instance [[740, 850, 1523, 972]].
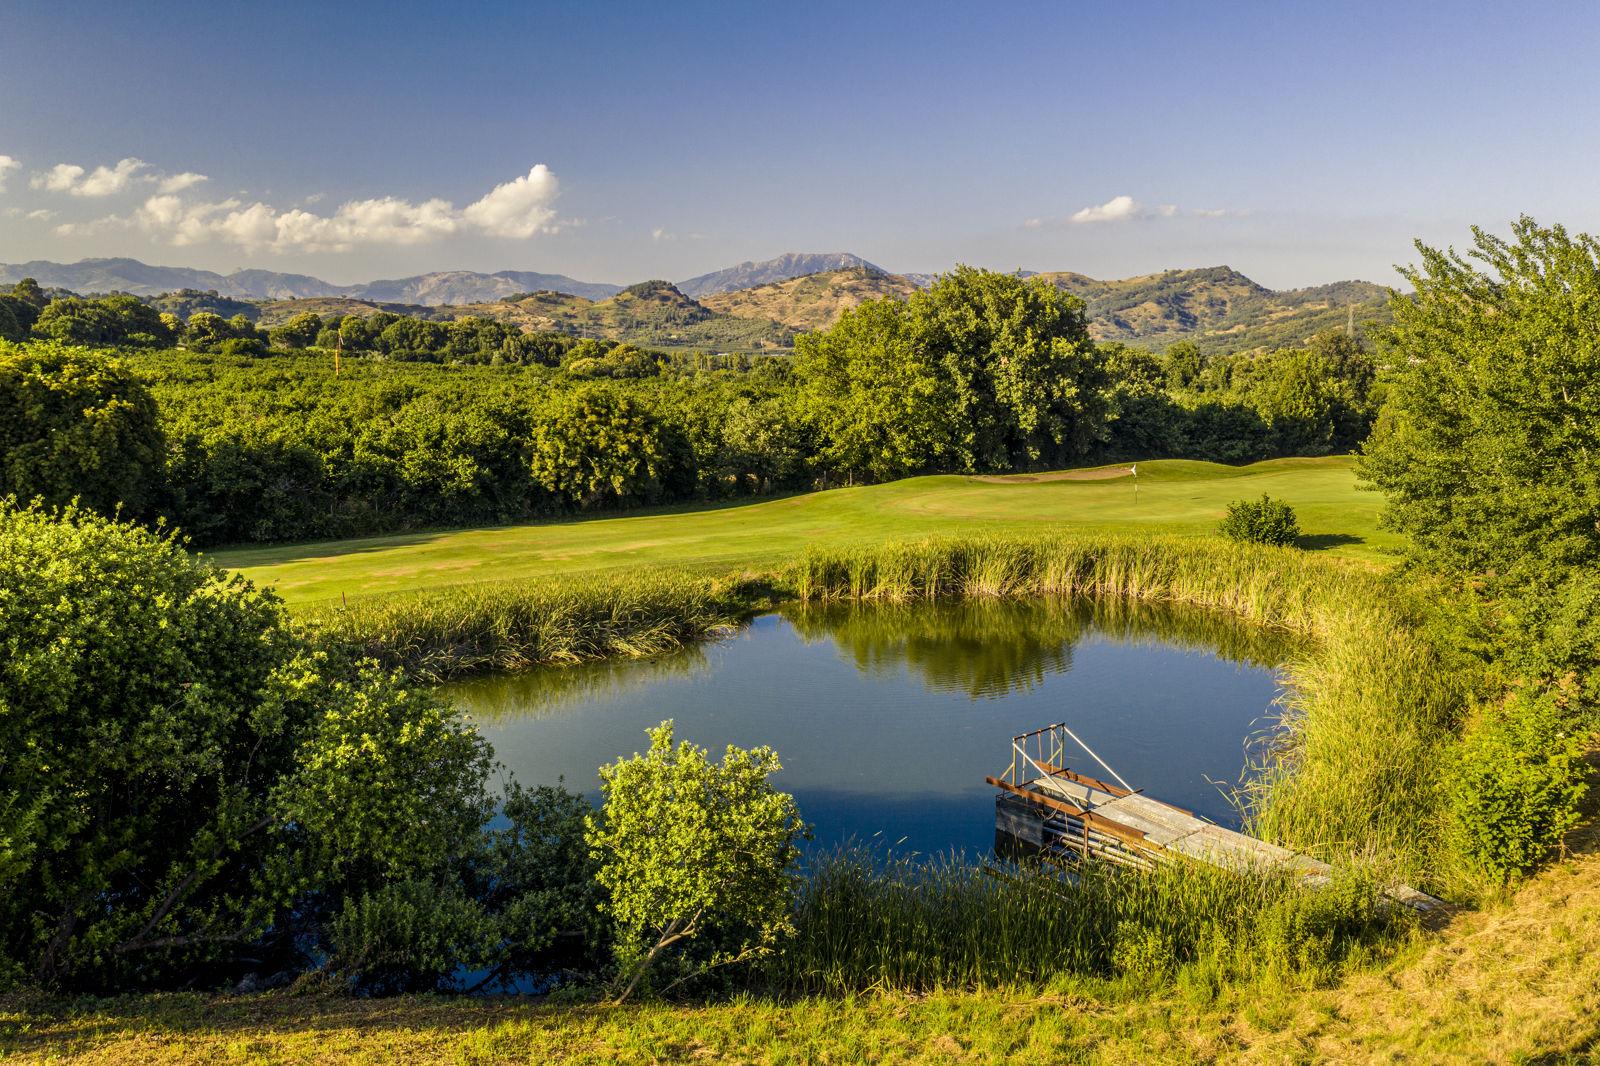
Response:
[[1068, 195, 1144, 224], [90, 163, 565, 252], [3, 206, 55, 221], [33, 163, 86, 193], [651, 227, 672, 241], [460, 164, 559, 239], [0, 155, 19, 193], [33, 157, 151, 196], [158, 171, 209, 193]]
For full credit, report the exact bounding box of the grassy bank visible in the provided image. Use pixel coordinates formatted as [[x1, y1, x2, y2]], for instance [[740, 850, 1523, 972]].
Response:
[[213, 456, 1394, 606], [6, 811, 1598, 1064], [307, 570, 760, 683]]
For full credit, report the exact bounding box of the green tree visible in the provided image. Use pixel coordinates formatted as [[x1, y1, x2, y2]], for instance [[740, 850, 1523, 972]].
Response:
[[1360, 217, 1600, 582], [0, 299, 23, 343], [794, 297, 959, 480], [529, 386, 674, 507], [269, 312, 323, 350], [587, 721, 805, 1002], [795, 268, 1110, 480], [909, 266, 1109, 469], [0, 341, 165, 516]]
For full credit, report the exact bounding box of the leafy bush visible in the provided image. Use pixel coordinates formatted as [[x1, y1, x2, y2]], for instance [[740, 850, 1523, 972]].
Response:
[[329, 880, 492, 995], [588, 721, 806, 1001], [0, 501, 494, 990], [1218, 494, 1300, 546], [0, 341, 165, 517], [1448, 685, 1589, 881]]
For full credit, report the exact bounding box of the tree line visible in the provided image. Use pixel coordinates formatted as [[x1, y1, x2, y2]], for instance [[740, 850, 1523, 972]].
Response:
[[1, 268, 1381, 547]]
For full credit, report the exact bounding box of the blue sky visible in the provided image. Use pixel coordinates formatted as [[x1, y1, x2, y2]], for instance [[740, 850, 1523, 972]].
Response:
[[2, 0, 1597, 287]]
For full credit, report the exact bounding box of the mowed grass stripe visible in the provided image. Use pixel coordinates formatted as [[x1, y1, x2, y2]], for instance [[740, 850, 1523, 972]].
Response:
[[209, 456, 1394, 606]]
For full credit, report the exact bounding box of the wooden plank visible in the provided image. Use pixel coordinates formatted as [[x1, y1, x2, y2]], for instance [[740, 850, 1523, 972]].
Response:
[[995, 800, 1045, 846], [1094, 794, 1208, 846], [1164, 824, 1296, 870], [1031, 774, 1114, 810], [986, 776, 1154, 850]]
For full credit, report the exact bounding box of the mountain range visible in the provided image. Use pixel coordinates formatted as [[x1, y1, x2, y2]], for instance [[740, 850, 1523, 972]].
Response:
[[0, 257, 622, 304], [1, 253, 1393, 356]]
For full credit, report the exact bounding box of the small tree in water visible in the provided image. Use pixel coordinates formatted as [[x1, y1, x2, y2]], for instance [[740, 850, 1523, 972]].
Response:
[[588, 720, 806, 1002], [1219, 494, 1301, 547]]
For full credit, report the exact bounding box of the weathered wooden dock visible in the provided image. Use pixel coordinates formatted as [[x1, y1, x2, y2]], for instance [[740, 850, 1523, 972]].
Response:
[[988, 724, 1444, 914]]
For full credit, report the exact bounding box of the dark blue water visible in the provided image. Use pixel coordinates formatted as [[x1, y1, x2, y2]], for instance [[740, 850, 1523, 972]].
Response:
[[442, 599, 1291, 857]]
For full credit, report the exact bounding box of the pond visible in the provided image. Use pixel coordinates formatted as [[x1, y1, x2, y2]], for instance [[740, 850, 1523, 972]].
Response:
[[441, 598, 1296, 857]]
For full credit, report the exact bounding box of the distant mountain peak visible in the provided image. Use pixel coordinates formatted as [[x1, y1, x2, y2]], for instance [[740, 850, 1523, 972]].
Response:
[[676, 252, 884, 298]]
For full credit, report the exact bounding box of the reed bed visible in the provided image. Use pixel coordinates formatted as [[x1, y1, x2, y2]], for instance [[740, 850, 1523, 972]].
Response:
[[303, 570, 761, 683], [772, 848, 1399, 994], [789, 534, 1472, 886]]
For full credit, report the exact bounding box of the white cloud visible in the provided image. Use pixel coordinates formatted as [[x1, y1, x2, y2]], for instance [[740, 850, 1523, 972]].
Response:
[[461, 164, 559, 239], [1068, 195, 1144, 224], [651, 227, 673, 241], [158, 171, 209, 193], [3, 206, 55, 221], [33, 163, 85, 192], [33, 157, 154, 197], [107, 163, 564, 252], [1031, 197, 1243, 229], [269, 197, 459, 251], [0, 155, 19, 193], [77, 157, 149, 196]]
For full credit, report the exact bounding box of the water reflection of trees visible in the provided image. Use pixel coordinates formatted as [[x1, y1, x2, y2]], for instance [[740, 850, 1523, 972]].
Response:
[[444, 595, 1300, 717], [782, 597, 1297, 699], [442, 642, 714, 724]]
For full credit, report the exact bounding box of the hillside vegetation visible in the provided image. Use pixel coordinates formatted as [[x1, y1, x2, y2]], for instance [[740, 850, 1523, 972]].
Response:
[[700, 267, 919, 331], [1036, 266, 1393, 355], [703, 265, 1392, 355], [254, 281, 794, 352]]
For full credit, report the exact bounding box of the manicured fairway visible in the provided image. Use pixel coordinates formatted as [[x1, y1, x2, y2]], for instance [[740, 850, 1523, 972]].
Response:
[[210, 456, 1398, 606]]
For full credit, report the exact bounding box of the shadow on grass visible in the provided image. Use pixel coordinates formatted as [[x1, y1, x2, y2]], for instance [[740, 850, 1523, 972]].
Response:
[[1296, 533, 1365, 552]]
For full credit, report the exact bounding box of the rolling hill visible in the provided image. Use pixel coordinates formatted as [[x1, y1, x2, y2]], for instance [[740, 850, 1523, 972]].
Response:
[[1029, 266, 1392, 353], [255, 281, 794, 352], [455, 281, 794, 351], [701, 264, 1393, 355], [699, 267, 918, 331]]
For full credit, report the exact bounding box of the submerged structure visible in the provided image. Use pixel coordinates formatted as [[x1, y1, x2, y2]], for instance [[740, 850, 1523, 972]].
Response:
[[988, 723, 1443, 913]]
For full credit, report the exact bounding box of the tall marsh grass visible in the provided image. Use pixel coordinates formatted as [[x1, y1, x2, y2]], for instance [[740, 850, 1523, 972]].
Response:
[[773, 848, 1401, 994], [790, 534, 1472, 886], [304, 571, 761, 683]]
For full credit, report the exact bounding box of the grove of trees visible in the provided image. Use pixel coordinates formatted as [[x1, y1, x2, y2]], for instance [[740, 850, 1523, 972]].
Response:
[[0, 267, 1383, 548]]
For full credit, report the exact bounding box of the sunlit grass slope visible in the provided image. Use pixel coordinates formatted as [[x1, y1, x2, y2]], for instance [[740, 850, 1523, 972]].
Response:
[[6, 814, 1598, 1063], [211, 456, 1393, 606]]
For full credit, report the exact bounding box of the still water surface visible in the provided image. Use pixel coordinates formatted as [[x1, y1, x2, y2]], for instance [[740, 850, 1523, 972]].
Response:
[[442, 599, 1293, 856]]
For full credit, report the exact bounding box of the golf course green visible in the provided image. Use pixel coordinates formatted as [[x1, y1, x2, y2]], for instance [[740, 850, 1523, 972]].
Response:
[[211, 456, 1394, 606]]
